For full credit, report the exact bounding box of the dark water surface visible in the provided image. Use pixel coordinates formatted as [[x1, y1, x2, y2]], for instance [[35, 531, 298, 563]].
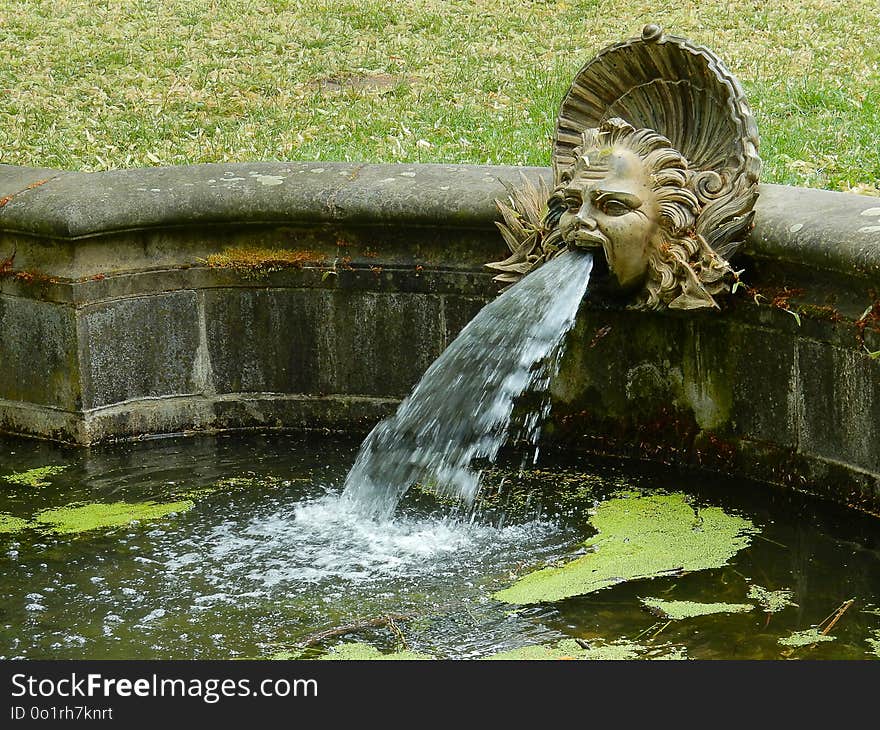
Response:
[[1, 432, 878, 660]]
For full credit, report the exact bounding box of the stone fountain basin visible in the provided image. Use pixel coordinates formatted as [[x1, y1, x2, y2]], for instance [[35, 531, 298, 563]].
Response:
[[0, 162, 878, 514]]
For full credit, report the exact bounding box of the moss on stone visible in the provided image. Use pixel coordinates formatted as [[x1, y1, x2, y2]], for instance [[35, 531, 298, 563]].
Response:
[[34, 500, 194, 535], [747, 585, 798, 613], [778, 628, 836, 648], [641, 597, 754, 620], [494, 493, 757, 604], [319, 642, 433, 660], [3, 465, 67, 487], [0, 513, 30, 534], [202, 247, 326, 279]]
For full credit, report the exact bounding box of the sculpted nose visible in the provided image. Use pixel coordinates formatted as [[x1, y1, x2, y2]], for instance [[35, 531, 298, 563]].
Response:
[[575, 203, 598, 229]]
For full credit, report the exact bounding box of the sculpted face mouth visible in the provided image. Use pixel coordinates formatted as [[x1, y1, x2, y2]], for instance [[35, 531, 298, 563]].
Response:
[[570, 228, 608, 249]]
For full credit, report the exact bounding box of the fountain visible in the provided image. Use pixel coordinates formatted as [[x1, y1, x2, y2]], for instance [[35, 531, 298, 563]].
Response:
[[0, 26, 878, 660], [341, 24, 762, 518]]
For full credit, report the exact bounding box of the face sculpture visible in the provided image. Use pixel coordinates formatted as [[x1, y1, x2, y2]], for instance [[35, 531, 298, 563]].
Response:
[[548, 118, 734, 310], [558, 147, 661, 293]]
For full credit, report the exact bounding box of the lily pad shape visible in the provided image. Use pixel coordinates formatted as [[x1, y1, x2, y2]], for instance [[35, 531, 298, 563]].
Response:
[[35, 500, 194, 535], [494, 493, 757, 604]]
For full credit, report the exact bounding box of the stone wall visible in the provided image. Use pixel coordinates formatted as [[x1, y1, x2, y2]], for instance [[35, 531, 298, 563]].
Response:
[[1, 162, 878, 513]]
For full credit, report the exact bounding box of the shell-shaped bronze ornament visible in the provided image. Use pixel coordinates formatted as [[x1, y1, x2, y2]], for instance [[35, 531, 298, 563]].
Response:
[[488, 25, 761, 310]]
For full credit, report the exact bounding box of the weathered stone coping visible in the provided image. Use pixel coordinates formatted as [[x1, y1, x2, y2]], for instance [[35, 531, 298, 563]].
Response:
[[1, 162, 879, 285], [0, 162, 546, 239]]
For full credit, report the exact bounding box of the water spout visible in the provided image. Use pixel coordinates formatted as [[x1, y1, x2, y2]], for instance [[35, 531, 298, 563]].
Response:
[[342, 250, 593, 519]]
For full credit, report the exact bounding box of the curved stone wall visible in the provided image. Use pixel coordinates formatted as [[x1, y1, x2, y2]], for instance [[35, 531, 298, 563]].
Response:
[[0, 162, 878, 513]]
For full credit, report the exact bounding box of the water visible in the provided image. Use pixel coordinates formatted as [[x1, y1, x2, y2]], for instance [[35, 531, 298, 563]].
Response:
[[342, 250, 594, 519], [2, 432, 879, 660]]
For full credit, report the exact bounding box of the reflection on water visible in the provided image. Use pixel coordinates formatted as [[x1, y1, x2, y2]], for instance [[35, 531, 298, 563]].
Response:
[[0, 432, 878, 660]]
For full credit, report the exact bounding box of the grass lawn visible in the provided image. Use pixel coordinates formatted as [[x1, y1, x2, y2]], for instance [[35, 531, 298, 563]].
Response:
[[0, 0, 877, 193]]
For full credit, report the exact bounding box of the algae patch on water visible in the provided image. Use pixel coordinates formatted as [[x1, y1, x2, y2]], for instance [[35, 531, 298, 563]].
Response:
[[866, 629, 880, 658], [494, 493, 757, 605], [0, 513, 29, 534], [485, 638, 687, 660], [748, 585, 798, 613], [173, 474, 288, 501], [3, 465, 67, 488], [319, 642, 433, 660], [778, 628, 836, 648], [34, 500, 194, 535], [641, 598, 754, 620]]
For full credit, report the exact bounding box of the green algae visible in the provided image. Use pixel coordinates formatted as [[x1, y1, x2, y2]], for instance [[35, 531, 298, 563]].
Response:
[[0, 513, 30, 534], [778, 628, 836, 648], [3, 465, 67, 488], [486, 638, 687, 661], [640, 598, 754, 620], [494, 493, 757, 605], [747, 585, 798, 613], [34, 500, 194, 535], [174, 474, 288, 501], [319, 642, 433, 660], [867, 630, 880, 658], [269, 650, 304, 660]]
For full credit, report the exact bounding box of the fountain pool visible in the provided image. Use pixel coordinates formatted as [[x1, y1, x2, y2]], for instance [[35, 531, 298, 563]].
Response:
[[1, 432, 878, 660]]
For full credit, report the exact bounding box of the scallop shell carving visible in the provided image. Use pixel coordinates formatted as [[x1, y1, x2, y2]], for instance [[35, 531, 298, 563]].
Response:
[[552, 24, 761, 260]]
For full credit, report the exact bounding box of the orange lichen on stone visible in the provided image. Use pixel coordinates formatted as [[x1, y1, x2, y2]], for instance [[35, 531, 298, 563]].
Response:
[[202, 247, 326, 278]]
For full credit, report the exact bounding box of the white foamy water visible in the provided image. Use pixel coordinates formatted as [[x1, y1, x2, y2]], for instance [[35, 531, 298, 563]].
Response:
[[163, 491, 562, 590], [342, 250, 594, 518]]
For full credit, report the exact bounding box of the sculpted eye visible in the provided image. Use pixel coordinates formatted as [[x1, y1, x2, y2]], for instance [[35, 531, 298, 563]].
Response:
[[563, 194, 581, 210], [598, 198, 632, 216]]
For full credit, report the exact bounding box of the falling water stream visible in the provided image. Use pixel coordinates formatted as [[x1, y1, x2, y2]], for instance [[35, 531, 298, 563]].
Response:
[[342, 250, 594, 519]]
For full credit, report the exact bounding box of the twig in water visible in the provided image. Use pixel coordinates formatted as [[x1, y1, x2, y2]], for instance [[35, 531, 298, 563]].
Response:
[[633, 621, 663, 641], [780, 598, 855, 657], [818, 598, 855, 636], [650, 620, 672, 640], [754, 534, 789, 549], [386, 615, 407, 650], [295, 613, 412, 649]]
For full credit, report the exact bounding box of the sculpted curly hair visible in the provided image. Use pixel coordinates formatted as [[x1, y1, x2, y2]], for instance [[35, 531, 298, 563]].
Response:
[[546, 118, 734, 310]]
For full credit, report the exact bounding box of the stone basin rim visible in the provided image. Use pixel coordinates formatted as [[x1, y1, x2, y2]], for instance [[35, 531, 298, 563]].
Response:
[[0, 161, 878, 286]]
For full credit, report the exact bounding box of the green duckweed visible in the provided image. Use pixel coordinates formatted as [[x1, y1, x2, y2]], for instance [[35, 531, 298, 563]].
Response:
[[486, 638, 688, 660], [778, 628, 835, 648], [35, 500, 194, 535], [747, 585, 798, 613], [319, 642, 433, 660], [866, 630, 880, 658], [3, 465, 67, 487], [640, 598, 754, 620], [0, 513, 30, 534], [494, 493, 757, 604]]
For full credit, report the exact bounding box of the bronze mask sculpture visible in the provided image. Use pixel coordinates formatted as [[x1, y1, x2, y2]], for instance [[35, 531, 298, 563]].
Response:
[[488, 24, 761, 310]]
